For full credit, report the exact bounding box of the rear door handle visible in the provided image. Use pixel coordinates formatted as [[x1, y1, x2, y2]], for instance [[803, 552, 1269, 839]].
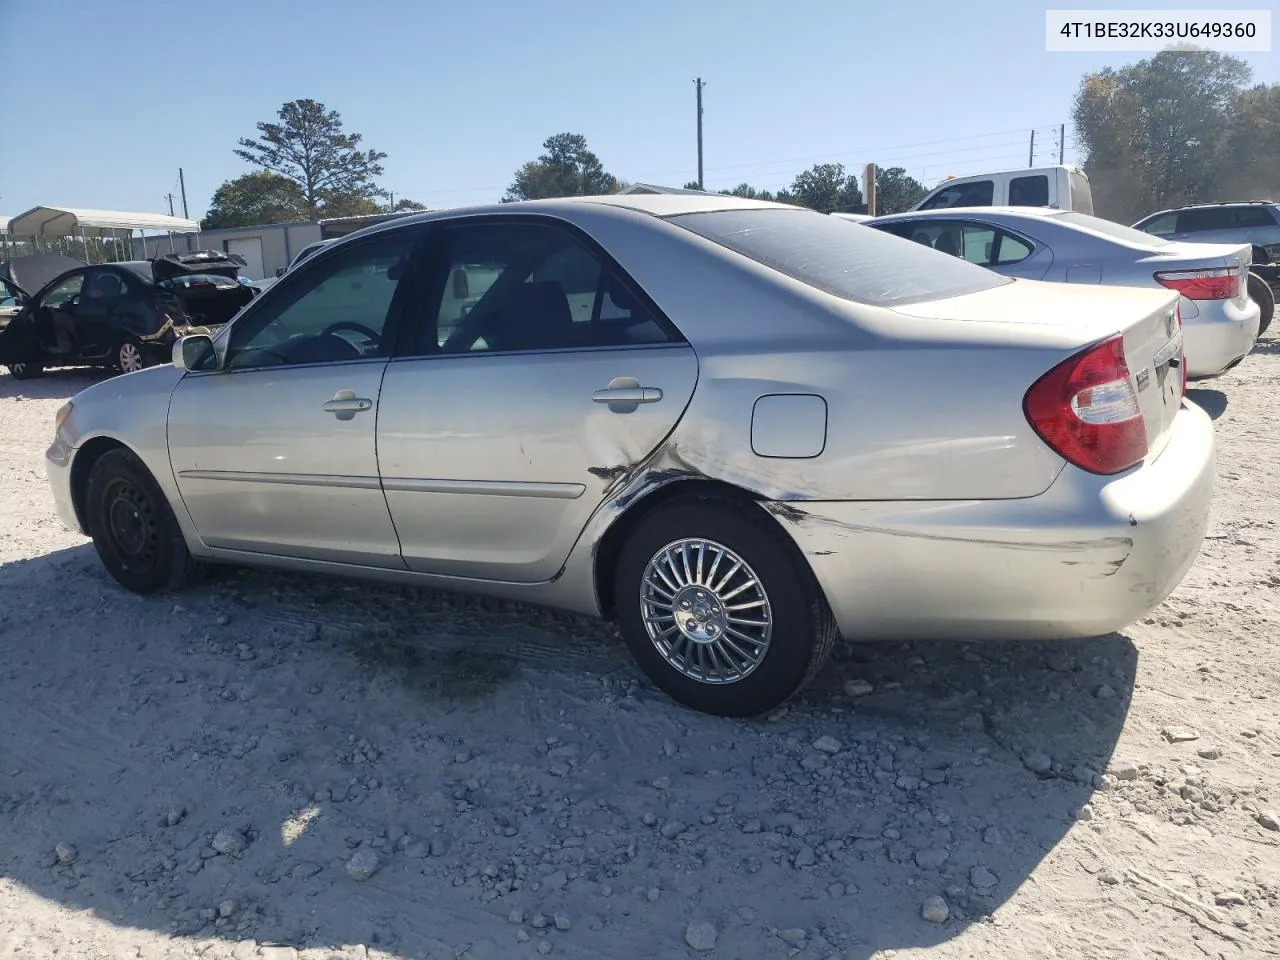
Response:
[[323, 389, 373, 419], [592, 387, 663, 404]]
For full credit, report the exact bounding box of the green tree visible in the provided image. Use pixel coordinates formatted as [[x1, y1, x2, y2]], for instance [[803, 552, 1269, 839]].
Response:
[[388, 197, 428, 213], [234, 99, 388, 218], [1218, 83, 1280, 200], [787, 163, 863, 213], [504, 133, 619, 201], [201, 171, 308, 229], [874, 167, 927, 214], [717, 183, 777, 201], [1073, 48, 1253, 222]]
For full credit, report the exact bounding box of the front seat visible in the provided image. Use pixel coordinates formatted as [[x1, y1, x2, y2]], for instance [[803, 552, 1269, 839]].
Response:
[[934, 230, 961, 257], [492, 281, 575, 351]]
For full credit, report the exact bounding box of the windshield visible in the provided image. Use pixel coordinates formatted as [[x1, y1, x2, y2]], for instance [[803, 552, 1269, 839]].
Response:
[[1054, 211, 1170, 248], [668, 208, 1010, 306]]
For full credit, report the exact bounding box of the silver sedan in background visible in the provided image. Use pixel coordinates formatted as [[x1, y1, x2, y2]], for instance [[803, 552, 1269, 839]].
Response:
[[42, 196, 1213, 716], [868, 206, 1261, 380]]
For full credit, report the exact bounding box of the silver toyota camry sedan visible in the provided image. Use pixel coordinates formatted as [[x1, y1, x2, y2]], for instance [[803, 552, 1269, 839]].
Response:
[[41, 195, 1215, 716], [867, 206, 1261, 380]]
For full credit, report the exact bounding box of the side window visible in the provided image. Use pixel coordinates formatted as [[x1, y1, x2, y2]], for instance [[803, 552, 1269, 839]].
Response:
[[1008, 175, 1049, 207], [426, 221, 674, 356], [1138, 212, 1177, 236], [0, 278, 21, 307], [994, 231, 1034, 265], [959, 225, 997, 266], [1233, 207, 1275, 228], [224, 232, 417, 370], [41, 274, 85, 308], [82, 270, 128, 301], [1176, 208, 1234, 233], [918, 180, 995, 210]]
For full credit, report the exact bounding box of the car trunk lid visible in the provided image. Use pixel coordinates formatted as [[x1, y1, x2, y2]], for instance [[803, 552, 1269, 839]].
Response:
[[1141, 241, 1253, 311]]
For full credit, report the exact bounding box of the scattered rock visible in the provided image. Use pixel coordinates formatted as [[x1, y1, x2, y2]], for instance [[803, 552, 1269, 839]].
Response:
[[218, 900, 237, 918], [532, 913, 550, 929], [1022, 750, 1052, 775], [794, 845, 816, 868], [1099, 869, 1122, 885], [54, 843, 78, 865], [1255, 811, 1280, 832], [516, 929, 531, 943], [345, 848, 380, 882], [915, 848, 949, 871], [1075, 804, 1095, 821], [646, 886, 660, 902], [1095, 684, 1117, 699], [1047, 653, 1074, 673], [544, 870, 569, 890], [812, 736, 843, 755], [508, 908, 526, 924], [260, 949, 297, 960], [982, 826, 1004, 845], [290, 861, 322, 879], [554, 914, 571, 931], [1162, 725, 1200, 743], [1108, 760, 1140, 781], [843, 679, 874, 697], [969, 866, 998, 890], [164, 806, 186, 827], [660, 821, 687, 840], [921, 896, 949, 923], [778, 928, 807, 944], [1197, 746, 1224, 760], [1215, 892, 1247, 907], [429, 838, 448, 857], [211, 829, 248, 856], [537, 942, 553, 956], [685, 920, 718, 952]]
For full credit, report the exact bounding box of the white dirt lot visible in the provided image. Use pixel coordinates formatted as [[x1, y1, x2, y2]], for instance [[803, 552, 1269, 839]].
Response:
[[1, 335, 1278, 960]]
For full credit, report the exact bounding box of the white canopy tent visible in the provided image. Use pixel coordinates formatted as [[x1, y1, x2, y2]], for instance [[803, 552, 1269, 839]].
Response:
[[6, 206, 200, 260]]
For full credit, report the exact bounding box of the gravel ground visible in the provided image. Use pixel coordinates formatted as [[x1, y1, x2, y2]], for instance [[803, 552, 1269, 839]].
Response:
[[1, 335, 1278, 960]]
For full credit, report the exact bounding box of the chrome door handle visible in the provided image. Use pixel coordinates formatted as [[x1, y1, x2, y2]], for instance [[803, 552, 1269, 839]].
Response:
[[322, 389, 373, 418], [592, 387, 662, 404]]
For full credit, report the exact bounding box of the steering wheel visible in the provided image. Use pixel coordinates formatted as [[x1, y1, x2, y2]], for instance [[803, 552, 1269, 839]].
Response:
[[322, 320, 380, 341]]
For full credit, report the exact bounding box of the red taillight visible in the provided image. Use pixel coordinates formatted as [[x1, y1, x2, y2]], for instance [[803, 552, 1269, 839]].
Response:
[[1155, 267, 1241, 300], [1024, 334, 1148, 475]]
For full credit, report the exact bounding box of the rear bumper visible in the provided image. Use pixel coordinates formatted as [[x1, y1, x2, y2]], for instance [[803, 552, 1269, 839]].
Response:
[[1183, 296, 1260, 379], [771, 400, 1215, 641]]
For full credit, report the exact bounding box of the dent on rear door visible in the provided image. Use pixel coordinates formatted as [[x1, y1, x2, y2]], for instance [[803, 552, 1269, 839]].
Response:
[[376, 344, 699, 583]]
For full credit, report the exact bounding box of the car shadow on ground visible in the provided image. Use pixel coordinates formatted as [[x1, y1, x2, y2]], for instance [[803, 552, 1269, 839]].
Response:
[[0, 368, 105, 401], [1187, 387, 1228, 420], [1251, 337, 1280, 356], [0, 545, 1137, 960]]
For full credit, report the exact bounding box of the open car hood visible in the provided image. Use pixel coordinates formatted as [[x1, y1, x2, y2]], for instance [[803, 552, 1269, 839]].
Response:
[[150, 250, 247, 282], [0, 254, 89, 297]]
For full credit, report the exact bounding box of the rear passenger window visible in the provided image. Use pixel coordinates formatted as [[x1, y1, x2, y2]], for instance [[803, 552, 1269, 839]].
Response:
[[917, 180, 995, 210], [995, 232, 1033, 264], [1138, 212, 1177, 236], [1009, 175, 1049, 207], [423, 222, 676, 356], [1234, 207, 1277, 228]]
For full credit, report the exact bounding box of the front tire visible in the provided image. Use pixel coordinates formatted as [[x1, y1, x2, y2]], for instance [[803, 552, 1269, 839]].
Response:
[[1247, 272, 1274, 338], [85, 448, 206, 594], [614, 494, 838, 717]]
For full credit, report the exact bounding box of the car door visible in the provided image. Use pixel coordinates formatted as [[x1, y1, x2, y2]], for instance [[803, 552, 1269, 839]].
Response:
[[376, 217, 699, 583], [167, 228, 425, 567], [74, 268, 132, 357]]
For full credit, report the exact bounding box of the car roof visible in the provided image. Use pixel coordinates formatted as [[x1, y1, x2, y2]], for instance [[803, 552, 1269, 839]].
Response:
[[873, 206, 1068, 223], [1137, 200, 1278, 219]]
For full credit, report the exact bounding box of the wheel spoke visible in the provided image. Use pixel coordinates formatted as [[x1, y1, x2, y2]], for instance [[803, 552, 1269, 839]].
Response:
[[713, 558, 742, 594], [719, 576, 760, 603]]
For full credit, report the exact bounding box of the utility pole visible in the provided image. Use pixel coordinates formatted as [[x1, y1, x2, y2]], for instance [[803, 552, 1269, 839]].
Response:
[[1059, 124, 1065, 164], [165, 193, 175, 216], [1028, 129, 1036, 167], [178, 168, 189, 219], [694, 78, 706, 190]]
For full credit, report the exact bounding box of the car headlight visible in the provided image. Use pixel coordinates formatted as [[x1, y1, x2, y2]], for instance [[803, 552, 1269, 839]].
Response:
[[54, 401, 74, 435]]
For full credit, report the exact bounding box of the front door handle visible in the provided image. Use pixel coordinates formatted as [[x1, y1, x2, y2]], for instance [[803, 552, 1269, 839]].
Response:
[[323, 389, 373, 419]]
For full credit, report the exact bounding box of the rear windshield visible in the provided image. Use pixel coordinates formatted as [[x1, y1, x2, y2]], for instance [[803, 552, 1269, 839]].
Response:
[[668, 208, 1009, 306], [1054, 211, 1170, 248]]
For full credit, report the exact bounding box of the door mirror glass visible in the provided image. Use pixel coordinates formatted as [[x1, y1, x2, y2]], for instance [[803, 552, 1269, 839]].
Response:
[[173, 334, 216, 372]]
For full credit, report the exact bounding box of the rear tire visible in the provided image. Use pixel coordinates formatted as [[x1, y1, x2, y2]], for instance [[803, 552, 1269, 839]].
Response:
[[6, 362, 44, 380], [85, 447, 206, 594], [613, 494, 838, 717], [116, 336, 147, 374], [1247, 272, 1274, 338]]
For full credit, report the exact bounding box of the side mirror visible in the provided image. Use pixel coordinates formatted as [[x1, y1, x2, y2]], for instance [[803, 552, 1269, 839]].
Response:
[[173, 334, 217, 372]]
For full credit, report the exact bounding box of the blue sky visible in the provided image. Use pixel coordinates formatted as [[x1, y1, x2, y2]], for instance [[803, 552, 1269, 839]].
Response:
[[2, 0, 1276, 221]]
